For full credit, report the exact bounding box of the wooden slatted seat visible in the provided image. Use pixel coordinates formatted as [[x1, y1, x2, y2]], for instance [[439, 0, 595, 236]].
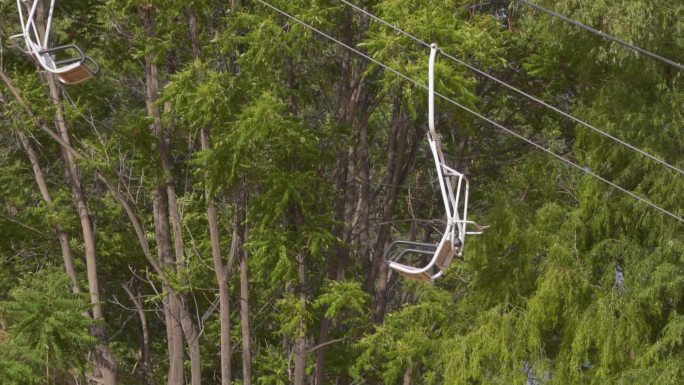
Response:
[[391, 262, 433, 282], [57, 62, 96, 84]]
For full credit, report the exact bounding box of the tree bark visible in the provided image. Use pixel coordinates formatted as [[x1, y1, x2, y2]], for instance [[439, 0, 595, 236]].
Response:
[[292, 203, 309, 385], [152, 187, 185, 385], [123, 282, 156, 385], [370, 94, 409, 323], [141, 7, 202, 385], [187, 8, 233, 383], [8, 115, 81, 295], [236, 182, 252, 385], [141, 11, 185, 381], [402, 366, 412, 385], [313, 13, 373, 381], [202, 129, 233, 385], [43, 68, 119, 385], [47, 77, 99, 311], [293, 252, 308, 385]]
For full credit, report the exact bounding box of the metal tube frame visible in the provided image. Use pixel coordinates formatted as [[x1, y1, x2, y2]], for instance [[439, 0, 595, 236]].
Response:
[[15, 0, 98, 80], [387, 43, 482, 280]]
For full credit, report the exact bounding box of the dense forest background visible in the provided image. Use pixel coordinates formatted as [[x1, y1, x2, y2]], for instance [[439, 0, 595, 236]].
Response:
[[0, 0, 682, 384]]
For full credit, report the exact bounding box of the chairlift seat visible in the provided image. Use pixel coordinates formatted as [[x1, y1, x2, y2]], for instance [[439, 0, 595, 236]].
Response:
[[14, 0, 99, 84], [391, 262, 434, 282], [434, 233, 460, 270], [386, 43, 483, 281], [52, 57, 98, 84], [386, 230, 460, 282], [36, 45, 99, 84]]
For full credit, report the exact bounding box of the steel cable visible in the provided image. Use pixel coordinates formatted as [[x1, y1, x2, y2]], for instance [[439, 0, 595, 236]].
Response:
[[338, 0, 684, 176], [254, 0, 684, 224]]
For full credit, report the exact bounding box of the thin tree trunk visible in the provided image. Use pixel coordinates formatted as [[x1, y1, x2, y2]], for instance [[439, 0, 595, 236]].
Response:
[[371, 94, 409, 323], [47, 77, 99, 313], [187, 9, 231, 384], [357, 119, 371, 284], [153, 187, 185, 385], [160, 100, 202, 385], [402, 366, 412, 385], [44, 70, 118, 385], [293, 205, 309, 385], [240, 247, 252, 385], [11, 124, 80, 294], [141, 12, 185, 380], [237, 182, 252, 385], [239, 245, 252, 385], [293, 267, 308, 385], [314, 144, 355, 385], [202, 128, 233, 385], [141, 7, 202, 384], [314, 13, 372, 379], [123, 282, 156, 385]]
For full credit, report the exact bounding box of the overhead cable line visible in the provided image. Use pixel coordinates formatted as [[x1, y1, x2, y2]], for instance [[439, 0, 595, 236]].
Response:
[[338, 0, 684, 176], [515, 0, 684, 70], [254, 0, 684, 225]]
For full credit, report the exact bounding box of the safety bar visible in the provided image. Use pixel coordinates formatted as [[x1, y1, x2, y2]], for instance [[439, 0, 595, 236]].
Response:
[[384, 240, 437, 263], [38, 44, 85, 62], [37, 44, 100, 75]]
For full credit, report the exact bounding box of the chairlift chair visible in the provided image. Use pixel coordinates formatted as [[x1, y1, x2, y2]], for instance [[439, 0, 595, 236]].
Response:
[[11, 0, 99, 84], [386, 44, 482, 281]]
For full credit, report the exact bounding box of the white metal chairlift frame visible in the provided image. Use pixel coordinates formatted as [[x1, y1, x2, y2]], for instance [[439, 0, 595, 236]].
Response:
[[11, 0, 99, 84], [387, 44, 481, 281]]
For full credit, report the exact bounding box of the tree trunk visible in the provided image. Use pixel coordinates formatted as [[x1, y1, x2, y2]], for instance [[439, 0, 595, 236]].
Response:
[[293, 245, 309, 385], [12, 125, 80, 295], [152, 187, 185, 385], [313, 13, 373, 379], [47, 76, 99, 313], [293, 203, 309, 385], [187, 9, 230, 384], [240, 247, 252, 385], [370, 94, 409, 323], [202, 129, 233, 385], [236, 182, 252, 385], [123, 283, 156, 385], [402, 366, 412, 385], [142, 13, 185, 380], [45, 71, 118, 385], [142, 7, 201, 384]]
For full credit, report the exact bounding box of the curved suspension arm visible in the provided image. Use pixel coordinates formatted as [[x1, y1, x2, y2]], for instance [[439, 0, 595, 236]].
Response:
[[16, 0, 56, 51], [428, 43, 437, 139], [386, 43, 483, 280]]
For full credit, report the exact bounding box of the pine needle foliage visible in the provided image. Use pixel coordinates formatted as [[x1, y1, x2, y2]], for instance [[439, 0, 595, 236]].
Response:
[[0, 268, 98, 384]]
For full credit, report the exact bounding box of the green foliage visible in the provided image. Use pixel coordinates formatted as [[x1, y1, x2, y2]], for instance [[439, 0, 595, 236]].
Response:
[[314, 280, 370, 321], [0, 268, 97, 384], [0, 0, 681, 384], [254, 344, 290, 385]]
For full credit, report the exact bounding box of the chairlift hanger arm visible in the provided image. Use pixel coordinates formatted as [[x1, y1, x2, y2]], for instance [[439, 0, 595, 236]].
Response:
[[386, 43, 483, 281]]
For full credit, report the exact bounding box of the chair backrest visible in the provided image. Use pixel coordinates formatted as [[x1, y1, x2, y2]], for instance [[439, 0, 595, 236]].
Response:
[[434, 227, 457, 270]]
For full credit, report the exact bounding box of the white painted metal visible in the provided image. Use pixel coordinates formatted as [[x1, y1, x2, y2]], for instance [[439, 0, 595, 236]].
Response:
[[13, 0, 98, 84], [388, 44, 482, 281]]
